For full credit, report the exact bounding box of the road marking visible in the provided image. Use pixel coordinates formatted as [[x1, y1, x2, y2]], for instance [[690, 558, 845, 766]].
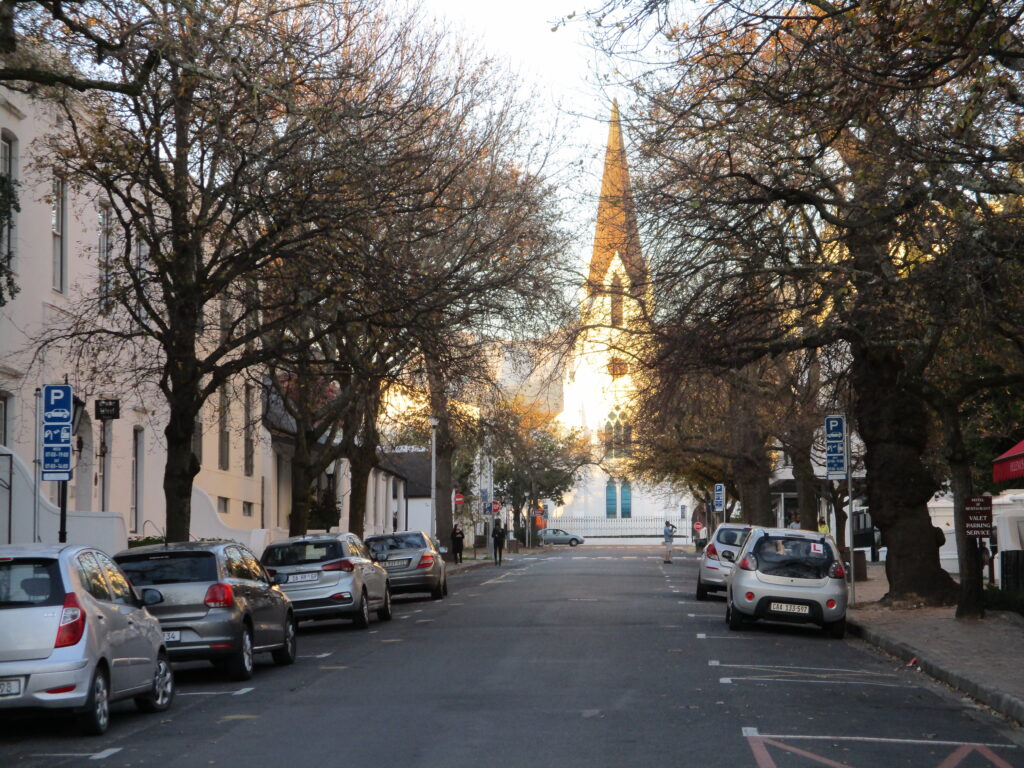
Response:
[[179, 690, 230, 696], [416, 619, 434, 623], [219, 714, 260, 722], [719, 663, 894, 675], [381, 638, 403, 643], [32, 749, 123, 761], [448, 602, 464, 605], [233, 687, 254, 696], [709, 660, 720, 666], [696, 633, 755, 640], [91, 749, 122, 760], [320, 665, 349, 670], [743, 726, 1017, 749], [299, 652, 332, 659], [723, 677, 906, 687], [688, 613, 721, 617], [582, 709, 601, 718]]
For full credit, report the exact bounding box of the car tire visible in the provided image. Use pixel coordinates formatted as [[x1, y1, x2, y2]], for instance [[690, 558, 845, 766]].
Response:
[[377, 588, 393, 621], [135, 651, 175, 713], [695, 578, 709, 601], [442, 578, 449, 597], [569, 539, 579, 547], [353, 590, 370, 628], [824, 617, 846, 639], [225, 625, 255, 681], [727, 602, 745, 631], [79, 665, 111, 736], [430, 578, 444, 601], [272, 616, 298, 665]]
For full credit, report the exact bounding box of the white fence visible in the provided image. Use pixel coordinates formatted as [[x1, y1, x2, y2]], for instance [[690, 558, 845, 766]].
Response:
[[551, 514, 691, 542]]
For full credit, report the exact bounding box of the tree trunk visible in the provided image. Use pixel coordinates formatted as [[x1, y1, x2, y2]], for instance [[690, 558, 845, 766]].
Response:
[[791, 446, 820, 529], [346, 443, 378, 540], [852, 345, 957, 604], [943, 409, 984, 619], [163, 398, 200, 542], [288, 433, 313, 536]]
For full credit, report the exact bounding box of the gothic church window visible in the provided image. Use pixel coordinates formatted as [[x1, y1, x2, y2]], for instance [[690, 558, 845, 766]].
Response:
[[604, 406, 631, 459]]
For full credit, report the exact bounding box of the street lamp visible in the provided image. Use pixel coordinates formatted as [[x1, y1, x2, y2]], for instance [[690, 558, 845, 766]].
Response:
[[428, 415, 438, 539]]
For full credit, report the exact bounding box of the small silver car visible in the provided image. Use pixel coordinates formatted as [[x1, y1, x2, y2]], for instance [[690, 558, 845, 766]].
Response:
[[537, 528, 584, 547], [365, 531, 447, 600], [261, 534, 391, 628], [115, 541, 296, 681], [0, 544, 173, 735], [725, 527, 848, 638], [695, 523, 750, 599]]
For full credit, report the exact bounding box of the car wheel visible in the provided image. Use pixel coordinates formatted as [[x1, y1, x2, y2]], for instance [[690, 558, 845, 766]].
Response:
[[824, 617, 846, 640], [442, 578, 449, 597], [225, 625, 255, 681], [272, 616, 298, 665], [136, 652, 175, 713], [695, 578, 709, 601], [727, 602, 745, 631], [377, 588, 393, 622], [79, 666, 110, 736], [569, 539, 579, 547], [430, 578, 444, 601], [353, 590, 370, 628]]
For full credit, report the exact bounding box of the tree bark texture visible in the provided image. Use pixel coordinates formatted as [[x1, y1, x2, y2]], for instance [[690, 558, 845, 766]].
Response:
[[346, 443, 379, 540], [162, 398, 200, 542]]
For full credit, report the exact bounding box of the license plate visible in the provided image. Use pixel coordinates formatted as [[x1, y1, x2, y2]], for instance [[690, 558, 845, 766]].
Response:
[[163, 630, 180, 643], [0, 678, 22, 696], [288, 573, 319, 584], [383, 559, 410, 570], [770, 602, 809, 615]]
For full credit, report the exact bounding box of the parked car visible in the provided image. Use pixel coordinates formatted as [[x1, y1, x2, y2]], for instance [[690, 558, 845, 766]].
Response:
[[114, 541, 296, 681], [364, 531, 447, 600], [260, 534, 391, 628], [537, 528, 584, 547], [724, 527, 848, 638], [695, 523, 750, 600], [0, 544, 173, 735]]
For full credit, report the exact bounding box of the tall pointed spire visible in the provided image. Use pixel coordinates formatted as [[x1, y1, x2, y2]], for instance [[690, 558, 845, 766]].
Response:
[[589, 101, 646, 294]]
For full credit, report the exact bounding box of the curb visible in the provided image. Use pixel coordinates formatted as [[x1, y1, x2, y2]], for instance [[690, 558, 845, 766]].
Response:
[[847, 617, 1024, 726]]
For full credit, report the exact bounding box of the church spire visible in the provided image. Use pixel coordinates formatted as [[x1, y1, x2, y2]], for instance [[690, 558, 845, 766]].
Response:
[[588, 101, 646, 295]]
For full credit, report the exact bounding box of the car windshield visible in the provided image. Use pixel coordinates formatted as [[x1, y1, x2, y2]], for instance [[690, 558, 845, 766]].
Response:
[[753, 536, 833, 579], [116, 552, 219, 585], [0, 558, 63, 608], [716, 528, 750, 547], [262, 541, 343, 566], [367, 533, 426, 551]]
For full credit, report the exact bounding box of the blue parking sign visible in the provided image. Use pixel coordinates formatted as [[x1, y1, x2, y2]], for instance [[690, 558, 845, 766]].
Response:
[[43, 385, 73, 424]]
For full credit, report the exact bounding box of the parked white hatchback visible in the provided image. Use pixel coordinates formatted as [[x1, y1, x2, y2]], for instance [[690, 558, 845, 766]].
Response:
[[0, 544, 173, 734]]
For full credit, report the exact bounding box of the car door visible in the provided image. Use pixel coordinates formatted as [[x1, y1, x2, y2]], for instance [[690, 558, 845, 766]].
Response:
[[350, 538, 385, 604], [239, 546, 284, 646], [74, 552, 136, 695], [93, 550, 155, 691], [553, 529, 569, 545]]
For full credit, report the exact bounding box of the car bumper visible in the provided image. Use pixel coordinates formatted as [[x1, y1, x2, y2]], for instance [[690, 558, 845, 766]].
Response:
[[288, 593, 358, 621], [731, 589, 847, 625], [388, 570, 441, 593], [159, 618, 243, 662], [0, 658, 92, 710]]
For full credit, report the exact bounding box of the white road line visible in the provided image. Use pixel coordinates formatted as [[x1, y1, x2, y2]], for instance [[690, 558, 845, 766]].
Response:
[[233, 687, 254, 696], [719, 663, 896, 675], [416, 619, 434, 623], [723, 677, 908, 687], [687, 613, 721, 617], [742, 727, 1016, 748], [179, 691, 229, 696], [91, 749, 122, 760], [696, 633, 756, 640], [33, 750, 123, 761], [299, 652, 332, 659], [709, 660, 720, 666]]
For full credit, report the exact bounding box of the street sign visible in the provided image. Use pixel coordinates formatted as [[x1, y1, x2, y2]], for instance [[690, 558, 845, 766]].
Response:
[[95, 398, 119, 420], [43, 385, 72, 424], [694, 521, 703, 532], [454, 492, 464, 505], [825, 414, 846, 480], [42, 384, 73, 480], [965, 497, 993, 538], [713, 483, 725, 513], [491, 500, 500, 513]]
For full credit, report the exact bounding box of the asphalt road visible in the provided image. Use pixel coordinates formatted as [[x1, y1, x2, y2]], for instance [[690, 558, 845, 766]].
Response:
[[2, 547, 1022, 767]]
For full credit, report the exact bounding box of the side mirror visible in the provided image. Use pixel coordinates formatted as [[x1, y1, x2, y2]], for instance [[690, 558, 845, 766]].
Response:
[[272, 572, 287, 585], [722, 550, 736, 563], [140, 588, 164, 606]]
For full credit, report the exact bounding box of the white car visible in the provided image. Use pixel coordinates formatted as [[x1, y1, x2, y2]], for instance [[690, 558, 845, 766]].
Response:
[[695, 523, 750, 599]]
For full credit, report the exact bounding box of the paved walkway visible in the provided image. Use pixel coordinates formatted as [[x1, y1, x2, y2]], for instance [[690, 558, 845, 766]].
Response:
[[848, 562, 1024, 725]]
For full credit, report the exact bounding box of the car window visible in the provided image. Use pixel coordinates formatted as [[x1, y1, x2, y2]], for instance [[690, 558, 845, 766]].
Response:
[[117, 551, 219, 585], [0, 558, 63, 608], [224, 547, 250, 580], [753, 535, 833, 579], [717, 528, 750, 547], [94, 551, 135, 605], [263, 540, 344, 566], [76, 552, 112, 601], [239, 548, 266, 582], [366, 533, 426, 551]]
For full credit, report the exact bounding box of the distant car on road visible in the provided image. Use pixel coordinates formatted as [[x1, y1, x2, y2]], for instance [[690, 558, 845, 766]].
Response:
[[0, 544, 173, 735], [537, 528, 584, 547], [115, 541, 296, 681], [365, 531, 447, 600], [725, 527, 848, 638], [695, 523, 750, 600], [260, 533, 391, 628]]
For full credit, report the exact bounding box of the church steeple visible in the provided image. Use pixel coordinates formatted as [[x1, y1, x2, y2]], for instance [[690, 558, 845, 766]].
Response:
[[588, 101, 646, 295]]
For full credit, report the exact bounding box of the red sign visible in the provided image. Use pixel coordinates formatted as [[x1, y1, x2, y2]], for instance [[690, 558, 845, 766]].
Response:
[[965, 497, 993, 538], [453, 493, 464, 505], [491, 500, 500, 512], [694, 521, 703, 531]]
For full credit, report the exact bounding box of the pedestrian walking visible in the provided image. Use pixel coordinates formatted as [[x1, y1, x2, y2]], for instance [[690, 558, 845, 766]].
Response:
[[663, 520, 677, 563], [451, 523, 465, 564], [492, 520, 505, 566]]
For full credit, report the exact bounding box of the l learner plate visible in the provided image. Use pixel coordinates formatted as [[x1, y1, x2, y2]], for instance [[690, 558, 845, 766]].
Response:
[[163, 630, 180, 643], [288, 572, 319, 584], [0, 678, 22, 696], [770, 602, 809, 615]]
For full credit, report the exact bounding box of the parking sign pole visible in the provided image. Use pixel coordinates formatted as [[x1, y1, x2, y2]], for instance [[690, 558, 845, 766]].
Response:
[[846, 422, 855, 607], [33, 387, 41, 542]]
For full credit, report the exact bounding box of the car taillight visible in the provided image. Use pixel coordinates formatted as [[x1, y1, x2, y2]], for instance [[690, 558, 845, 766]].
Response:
[[744, 592, 755, 602], [323, 559, 355, 573], [55, 593, 86, 648], [204, 583, 234, 608], [738, 554, 758, 571], [705, 542, 719, 561], [830, 562, 846, 579], [417, 554, 434, 569]]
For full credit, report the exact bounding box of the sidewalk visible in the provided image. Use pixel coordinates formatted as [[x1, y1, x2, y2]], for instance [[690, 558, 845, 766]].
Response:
[[848, 562, 1024, 725]]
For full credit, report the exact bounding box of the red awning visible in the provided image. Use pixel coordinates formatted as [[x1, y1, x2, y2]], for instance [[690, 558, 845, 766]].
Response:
[[993, 439, 1024, 483]]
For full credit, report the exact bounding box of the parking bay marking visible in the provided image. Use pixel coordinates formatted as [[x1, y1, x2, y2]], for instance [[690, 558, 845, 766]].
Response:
[[179, 687, 253, 697], [299, 652, 332, 659], [32, 749, 122, 761], [718, 664, 906, 687], [696, 633, 756, 640]]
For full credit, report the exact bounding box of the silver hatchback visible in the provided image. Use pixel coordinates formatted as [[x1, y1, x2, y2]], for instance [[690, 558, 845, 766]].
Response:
[[695, 523, 750, 599], [365, 531, 447, 600], [0, 544, 173, 735], [725, 527, 848, 638], [261, 534, 391, 628]]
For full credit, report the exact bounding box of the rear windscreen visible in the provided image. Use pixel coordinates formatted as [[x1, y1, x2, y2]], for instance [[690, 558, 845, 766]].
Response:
[[753, 536, 833, 579], [716, 528, 750, 547], [366, 533, 426, 551], [262, 541, 344, 566], [116, 552, 218, 585], [0, 559, 63, 608]]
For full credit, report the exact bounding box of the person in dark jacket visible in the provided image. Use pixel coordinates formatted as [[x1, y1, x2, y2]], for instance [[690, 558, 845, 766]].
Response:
[[451, 524, 465, 564], [492, 520, 505, 566]]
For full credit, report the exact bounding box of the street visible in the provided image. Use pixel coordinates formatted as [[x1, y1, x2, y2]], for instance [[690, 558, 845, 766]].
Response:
[[2, 546, 1022, 767]]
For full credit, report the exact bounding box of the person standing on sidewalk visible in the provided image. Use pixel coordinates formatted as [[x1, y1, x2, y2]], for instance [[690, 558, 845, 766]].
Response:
[[492, 520, 505, 566], [451, 524, 465, 564], [663, 521, 677, 563]]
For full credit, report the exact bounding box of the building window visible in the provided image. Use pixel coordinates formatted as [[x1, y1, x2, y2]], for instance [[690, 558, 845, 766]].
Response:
[[0, 135, 15, 268], [609, 274, 623, 327], [192, 411, 203, 466], [605, 480, 617, 519], [620, 481, 632, 519], [98, 206, 114, 314], [604, 407, 631, 459], [131, 427, 143, 533], [217, 496, 230, 515], [218, 387, 229, 470], [242, 501, 253, 518], [243, 384, 254, 476], [51, 176, 65, 293]]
